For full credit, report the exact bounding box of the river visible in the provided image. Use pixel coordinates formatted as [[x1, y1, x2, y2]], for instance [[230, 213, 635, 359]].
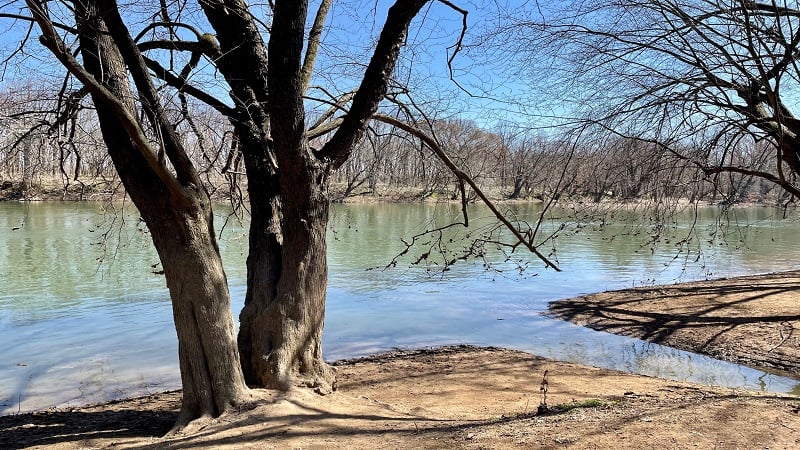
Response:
[[2, 201, 800, 415]]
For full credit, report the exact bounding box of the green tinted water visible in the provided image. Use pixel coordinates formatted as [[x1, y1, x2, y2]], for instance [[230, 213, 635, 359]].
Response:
[[2, 201, 800, 414]]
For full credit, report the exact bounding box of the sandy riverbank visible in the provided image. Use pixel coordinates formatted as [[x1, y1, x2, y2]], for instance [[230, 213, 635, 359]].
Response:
[[549, 271, 800, 375]]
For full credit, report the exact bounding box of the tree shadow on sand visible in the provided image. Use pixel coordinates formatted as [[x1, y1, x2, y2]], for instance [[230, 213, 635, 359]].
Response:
[[549, 274, 800, 373], [0, 396, 178, 449]]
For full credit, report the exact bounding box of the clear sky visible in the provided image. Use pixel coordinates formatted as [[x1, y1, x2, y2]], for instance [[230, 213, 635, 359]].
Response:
[[0, 1, 555, 130]]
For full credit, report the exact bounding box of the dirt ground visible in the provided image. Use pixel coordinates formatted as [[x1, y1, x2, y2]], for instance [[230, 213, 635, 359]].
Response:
[[549, 270, 800, 375], [4, 272, 800, 449]]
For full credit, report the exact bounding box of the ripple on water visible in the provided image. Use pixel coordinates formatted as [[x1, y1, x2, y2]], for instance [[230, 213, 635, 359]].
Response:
[[3, 203, 800, 414]]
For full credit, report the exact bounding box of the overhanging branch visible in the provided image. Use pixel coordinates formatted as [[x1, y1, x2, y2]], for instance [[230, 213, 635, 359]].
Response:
[[374, 113, 561, 271], [319, 0, 430, 168], [25, 0, 185, 199]]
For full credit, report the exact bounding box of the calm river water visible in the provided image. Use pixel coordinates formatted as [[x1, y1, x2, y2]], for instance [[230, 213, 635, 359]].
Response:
[[2, 201, 800, 414]]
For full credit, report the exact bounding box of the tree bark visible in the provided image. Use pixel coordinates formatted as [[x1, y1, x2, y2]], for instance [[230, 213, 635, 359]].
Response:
[[235, 128, 284, 386], [238, 152, 335, 391], [196, 0, 335, 390], [72, 0, 249, 428], [260, 153, 335, 391], [149, 202, 251, 426], [200, 0, 430, 390]]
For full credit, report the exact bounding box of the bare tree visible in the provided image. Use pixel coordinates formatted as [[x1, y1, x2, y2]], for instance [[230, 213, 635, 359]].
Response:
[[500, 0, 800, 204], [26, 0, 250, 429], [18, 0, 477, 428], [13, 0, 571, 431]]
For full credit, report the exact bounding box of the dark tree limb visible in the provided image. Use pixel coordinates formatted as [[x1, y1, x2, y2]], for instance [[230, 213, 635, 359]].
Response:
[[319, 0, 430, 168], [142, 56, 238, 118], [25, 0, 184, 199], [268, 0, 309, 157], [97, 0, 200, 192]]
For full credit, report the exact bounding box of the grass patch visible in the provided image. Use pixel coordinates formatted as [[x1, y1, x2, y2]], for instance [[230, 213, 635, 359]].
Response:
[[544, 398, 606, 414]]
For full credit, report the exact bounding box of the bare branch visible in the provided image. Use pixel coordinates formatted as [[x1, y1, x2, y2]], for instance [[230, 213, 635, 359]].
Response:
[[133, 21, 204, 42], [98, 0, 200, 190], [374, 113, 561, 271], [0, 12, 77, 33], [24, 0, 184, 199], [319, 0, 430, 168], [301, 0, 332, 94], [437, 0, 471, 96], [142, 56, 238, 118]]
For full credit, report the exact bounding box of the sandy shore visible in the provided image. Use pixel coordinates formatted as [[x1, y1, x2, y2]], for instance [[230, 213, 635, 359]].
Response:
[[549, 271, 800, 375]]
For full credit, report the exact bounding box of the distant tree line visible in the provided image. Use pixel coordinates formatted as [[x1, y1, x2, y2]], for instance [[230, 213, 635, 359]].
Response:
[[0, 82, 239, 201], [1, 82, 789, 205]]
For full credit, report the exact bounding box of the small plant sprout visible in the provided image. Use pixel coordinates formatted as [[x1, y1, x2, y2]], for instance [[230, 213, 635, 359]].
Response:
[[538, 369, 550, 414]]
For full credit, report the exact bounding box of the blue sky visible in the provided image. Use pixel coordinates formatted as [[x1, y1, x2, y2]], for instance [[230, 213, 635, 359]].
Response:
[[306, 0, 548, 127], [0, 1, 554, 130]]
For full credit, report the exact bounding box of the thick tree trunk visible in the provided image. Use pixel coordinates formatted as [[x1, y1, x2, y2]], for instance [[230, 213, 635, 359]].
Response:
[[149, 199, 251, 426], [235, 130, 334, 391], [256, 162, 335, 392], [198, 0, 334, 390], [259, 0, 337, 392], [73, 0, 249, 428], [200, 0, 427, 391], [235, 130, 284, 386]]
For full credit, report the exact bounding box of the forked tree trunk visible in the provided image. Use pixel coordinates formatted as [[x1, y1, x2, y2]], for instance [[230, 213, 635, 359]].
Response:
[[197, 0, 335, 390], [253, 164, 335, 391], [236, 132, 334, 391], [200, 0, 428, 391], [73, 0, 249, 428]]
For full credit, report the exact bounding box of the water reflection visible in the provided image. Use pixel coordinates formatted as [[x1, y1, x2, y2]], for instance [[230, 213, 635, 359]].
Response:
[[2, 201, 800, 414]]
